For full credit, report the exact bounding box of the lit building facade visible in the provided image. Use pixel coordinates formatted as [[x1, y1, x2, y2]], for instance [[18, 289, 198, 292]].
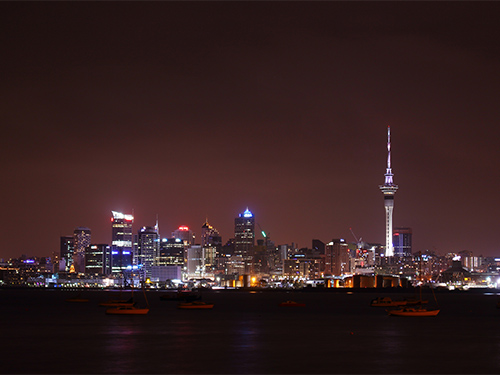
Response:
[[111, 211, 134, 275], [234, 208, 255, 274], [73, 227, 91, 273], [158, 238, 185, 266], [59, 236, 74, 272], [379, 127, 398, 257], [201, 220, 222, 275], [137, 225, 160, 278], [393, 227, 412, 257], [325, 239, 350, 276], [85, 244, 110, 275], [172, 226, 195, 246]]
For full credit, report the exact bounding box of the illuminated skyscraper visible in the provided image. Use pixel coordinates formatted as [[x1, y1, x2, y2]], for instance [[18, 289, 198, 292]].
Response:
[[379, 127, 398, 257], [137, 225, 160, 278], [85, 244, 110, 275], [73, 227, 91, 273], [111, 211, 134, 274], [234, 208, 255, 274], [393, 227, 412, 257], [201, 220, 222, 275], [59, 235, 74, 272]]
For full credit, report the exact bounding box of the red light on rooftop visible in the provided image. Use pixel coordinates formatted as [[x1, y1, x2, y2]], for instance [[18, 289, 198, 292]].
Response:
[[178, 226, 189, 231], [110, 218, 114, 222]]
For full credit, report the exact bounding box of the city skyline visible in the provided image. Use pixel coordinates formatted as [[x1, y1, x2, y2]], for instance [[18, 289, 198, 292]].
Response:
[[2, 2, 500, 259]]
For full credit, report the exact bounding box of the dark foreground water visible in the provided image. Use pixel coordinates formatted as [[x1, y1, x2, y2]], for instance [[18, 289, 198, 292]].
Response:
[[1, 287, 500, 374]]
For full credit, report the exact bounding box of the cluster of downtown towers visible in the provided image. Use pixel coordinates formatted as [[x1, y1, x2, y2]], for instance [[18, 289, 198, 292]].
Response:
[[59, 129, 412, 281], [61, 208, 293, 280]]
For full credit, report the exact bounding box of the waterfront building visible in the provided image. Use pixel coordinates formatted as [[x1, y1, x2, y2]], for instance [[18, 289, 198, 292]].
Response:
[[379, 126, 398, 257], [59, 236, 74, 272], [111, 211, 134, 275], [158, 238, 185, 266], [325, 239, 350, 276], [73, 227, 91, 273], [85, 244, 110, 275], [393, 227, 412, 257], [137, 225, 160, 278], [234, 208, 255, 274]]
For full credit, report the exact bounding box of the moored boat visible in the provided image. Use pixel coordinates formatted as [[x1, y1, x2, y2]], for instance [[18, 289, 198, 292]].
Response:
[[178, 301, 214, 309], [387, 306, 440, 317], [105, 306, 150, 315], [370, 297, 407, 307], [405, 297, 429, 305]]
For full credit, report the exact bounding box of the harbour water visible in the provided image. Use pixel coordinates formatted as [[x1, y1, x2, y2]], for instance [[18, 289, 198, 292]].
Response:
[[2, 288, 500, 374]]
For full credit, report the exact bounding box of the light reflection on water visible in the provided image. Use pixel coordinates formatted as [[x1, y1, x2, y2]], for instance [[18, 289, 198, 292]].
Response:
[[2, 289, 500, 374]]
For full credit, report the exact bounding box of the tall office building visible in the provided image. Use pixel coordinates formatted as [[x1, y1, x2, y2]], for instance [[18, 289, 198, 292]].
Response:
[[73, 227, 91, 273], [59, 236, 74, 272], [325, 239, 350, 276], [379, 127, 398, 257], [111, 211, 134, 274], [85, 244, 110, 275], [234, 208, 255, 274], [393, 227, 412, 257], [158, 238, 185, 266], [201, 220, 222, 274], [137, 225, 160, 278]]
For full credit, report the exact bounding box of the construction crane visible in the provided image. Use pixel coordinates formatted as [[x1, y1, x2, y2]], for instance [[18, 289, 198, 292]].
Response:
[[257, 223, 267, 238], [349, 227, 362, 246], [257, 223, 270, 247]]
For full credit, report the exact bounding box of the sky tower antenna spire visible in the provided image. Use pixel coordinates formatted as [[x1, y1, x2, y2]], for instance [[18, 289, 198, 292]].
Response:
[[385, 126, 394, 186]]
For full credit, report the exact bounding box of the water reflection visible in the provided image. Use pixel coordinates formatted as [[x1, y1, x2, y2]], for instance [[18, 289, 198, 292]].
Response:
[[103, 320, 145, 373], [228, 318, 262, 373]]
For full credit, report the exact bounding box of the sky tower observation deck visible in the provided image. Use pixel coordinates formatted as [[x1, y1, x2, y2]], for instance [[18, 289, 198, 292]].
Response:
[[379, 127, 398, 257]]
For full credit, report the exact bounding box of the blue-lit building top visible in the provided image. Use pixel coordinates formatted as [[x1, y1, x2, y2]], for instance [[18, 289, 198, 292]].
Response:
[[111, 210, 134, 275]]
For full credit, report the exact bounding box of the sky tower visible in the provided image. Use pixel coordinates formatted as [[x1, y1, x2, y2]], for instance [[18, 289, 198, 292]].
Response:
[[379, 126, 398, 257]]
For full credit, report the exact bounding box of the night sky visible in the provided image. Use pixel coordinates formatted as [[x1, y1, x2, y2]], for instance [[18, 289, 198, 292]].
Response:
[[2, 2, 500, 260]]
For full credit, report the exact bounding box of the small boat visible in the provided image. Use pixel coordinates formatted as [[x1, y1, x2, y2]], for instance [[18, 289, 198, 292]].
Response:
[[370, 297, 407, 307], [105, 306, 150, 315], [387, 306, 440, 317], [177, 301, 214, 309], [279, 300, 306, 307]]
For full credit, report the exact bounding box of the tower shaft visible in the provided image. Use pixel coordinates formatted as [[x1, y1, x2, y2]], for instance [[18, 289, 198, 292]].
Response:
[[379, 127, 398, 257]]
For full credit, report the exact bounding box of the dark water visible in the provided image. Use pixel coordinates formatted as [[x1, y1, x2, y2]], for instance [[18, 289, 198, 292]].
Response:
[[1, 288, 500, 374]]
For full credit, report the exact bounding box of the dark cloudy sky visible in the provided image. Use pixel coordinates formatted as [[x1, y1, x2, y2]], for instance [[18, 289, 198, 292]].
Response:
[[2, 1, 500, 260]]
